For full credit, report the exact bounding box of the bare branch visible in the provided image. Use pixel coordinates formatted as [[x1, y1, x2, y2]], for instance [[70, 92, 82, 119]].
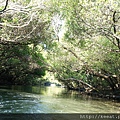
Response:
[[0, 13, 34, 28]]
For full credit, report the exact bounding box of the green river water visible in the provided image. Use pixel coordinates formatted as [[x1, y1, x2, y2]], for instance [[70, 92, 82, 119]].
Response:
[[0, 85, 120, 113]]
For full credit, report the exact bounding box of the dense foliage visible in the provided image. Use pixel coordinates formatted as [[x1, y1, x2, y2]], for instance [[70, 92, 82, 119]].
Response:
[[0, 0, 49, 85], [0, 44, 46, 85], [0, 0, 120, 94], [47, 0, 120, 92]]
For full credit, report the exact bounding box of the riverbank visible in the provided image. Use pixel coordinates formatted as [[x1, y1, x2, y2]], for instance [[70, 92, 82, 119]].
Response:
[[67, 87, 120, 102], [87, 90, 120, 102]]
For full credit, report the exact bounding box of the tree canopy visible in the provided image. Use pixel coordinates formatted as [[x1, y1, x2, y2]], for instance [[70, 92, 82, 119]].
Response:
[[0, 0, 120, 94], [46, 0, 120, 91]]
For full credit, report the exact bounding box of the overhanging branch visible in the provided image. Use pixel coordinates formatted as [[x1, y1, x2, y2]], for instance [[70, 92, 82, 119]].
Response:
[[0, 0, 9, 14]]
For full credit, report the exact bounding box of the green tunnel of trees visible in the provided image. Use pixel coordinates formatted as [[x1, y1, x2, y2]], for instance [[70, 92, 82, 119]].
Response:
[[0, 0, 120, 95]]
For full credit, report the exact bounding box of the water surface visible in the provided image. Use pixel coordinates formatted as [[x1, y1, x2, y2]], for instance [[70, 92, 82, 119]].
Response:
[[0, 85, 120, 113]]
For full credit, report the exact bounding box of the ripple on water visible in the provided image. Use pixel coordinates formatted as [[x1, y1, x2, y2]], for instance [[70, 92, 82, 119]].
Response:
[[0, 86, 120, 113]]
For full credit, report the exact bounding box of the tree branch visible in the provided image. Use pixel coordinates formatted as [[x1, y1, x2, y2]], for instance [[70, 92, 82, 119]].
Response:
[[112, 11, 120, 49], [0, 0, 9, 14]]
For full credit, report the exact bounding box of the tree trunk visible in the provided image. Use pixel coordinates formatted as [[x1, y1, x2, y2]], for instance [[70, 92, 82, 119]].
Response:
[[87, 68, 119, 91], [60, 78, 98, 92]]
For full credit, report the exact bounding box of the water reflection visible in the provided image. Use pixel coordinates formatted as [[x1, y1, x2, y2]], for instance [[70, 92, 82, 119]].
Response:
[[0, 85, 120, 113]]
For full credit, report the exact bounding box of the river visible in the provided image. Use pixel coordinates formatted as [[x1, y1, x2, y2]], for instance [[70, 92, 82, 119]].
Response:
[[0, 85, 120, 113]]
